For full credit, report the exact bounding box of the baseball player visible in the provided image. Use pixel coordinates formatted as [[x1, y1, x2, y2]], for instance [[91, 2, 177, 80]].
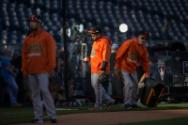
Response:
[[22, 15, 57, 123], [115, 31, 150, 110], [83, 28, 115, 111]]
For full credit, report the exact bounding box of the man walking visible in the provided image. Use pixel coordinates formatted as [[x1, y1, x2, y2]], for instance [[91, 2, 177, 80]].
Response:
[[85, 28, 115, 111], [22, 15, 57, 123]]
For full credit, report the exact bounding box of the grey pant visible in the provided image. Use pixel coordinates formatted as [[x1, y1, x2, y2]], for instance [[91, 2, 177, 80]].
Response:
[[28, 73, 56, 120], [91, 73, 114, 109], [121, 71, 138, 105]]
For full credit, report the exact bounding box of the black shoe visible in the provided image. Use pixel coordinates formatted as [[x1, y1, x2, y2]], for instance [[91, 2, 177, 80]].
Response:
[[131, 104, 138, 108], [50, 119, 57, 123], [107, 100, 115, 106], [124, 104, 134, 111], [124, 106, 133, 110], [32, 119, 43, 123]]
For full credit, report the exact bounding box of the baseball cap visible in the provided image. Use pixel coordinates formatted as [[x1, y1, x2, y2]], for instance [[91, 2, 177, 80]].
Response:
[[28, 15, 42, 24], [85, 27, 101, 34], [136, 31, 149, 39]]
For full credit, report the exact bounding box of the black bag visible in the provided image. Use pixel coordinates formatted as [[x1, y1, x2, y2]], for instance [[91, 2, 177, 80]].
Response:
[[139, 82, 167, 107]]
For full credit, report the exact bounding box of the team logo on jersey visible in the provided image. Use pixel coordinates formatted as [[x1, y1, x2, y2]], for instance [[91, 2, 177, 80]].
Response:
[[128, 52, 140, 63], [130, 52, 139, 61], [28, 42, 43, 57]]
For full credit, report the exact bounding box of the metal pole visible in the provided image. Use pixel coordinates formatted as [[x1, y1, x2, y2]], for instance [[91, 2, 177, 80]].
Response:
[[61, 0, 69, 101]]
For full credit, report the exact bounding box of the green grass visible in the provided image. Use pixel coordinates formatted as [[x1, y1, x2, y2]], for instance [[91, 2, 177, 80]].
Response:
[[117, 117, 188, 125], [158, 102, 188, 108], [0, 107, 33, 125], [0, 107, 90, 125], [1, 103, 188, 125]]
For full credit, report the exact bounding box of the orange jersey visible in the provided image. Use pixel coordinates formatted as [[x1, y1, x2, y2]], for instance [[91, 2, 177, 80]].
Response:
[[22, 29, 56, 75], [90, 36, 112, 73], [115, 38, 149, 74]]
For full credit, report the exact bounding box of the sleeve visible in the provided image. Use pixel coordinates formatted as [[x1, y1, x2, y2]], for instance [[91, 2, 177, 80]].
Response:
[[21, 40, 28, 75], [115, 40, 131, 69], [99, 39, 111, 70], [46, 33, 57, 72], [102, 39, 111, 62]]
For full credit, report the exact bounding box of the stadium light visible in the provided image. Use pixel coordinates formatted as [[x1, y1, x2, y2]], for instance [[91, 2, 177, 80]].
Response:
[[79, 24, 84, 32], [2, 40, 7, 44], [119, 23, 128, 33], [4, 45, 8, 49]]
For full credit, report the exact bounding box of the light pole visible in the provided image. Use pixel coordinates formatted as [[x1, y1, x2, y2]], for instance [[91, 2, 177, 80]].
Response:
[[61, 0, 69, 101]]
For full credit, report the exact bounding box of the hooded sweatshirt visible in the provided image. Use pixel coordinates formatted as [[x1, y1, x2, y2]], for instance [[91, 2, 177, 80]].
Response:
[[115, 38, 149, 74], [22, 29, 56, 75], [90, 36, 112, 73]]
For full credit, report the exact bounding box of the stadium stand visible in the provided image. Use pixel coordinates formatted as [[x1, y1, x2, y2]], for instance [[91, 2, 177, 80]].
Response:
[[0, 0, 188, 104], [0, 0, 188, 45]]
